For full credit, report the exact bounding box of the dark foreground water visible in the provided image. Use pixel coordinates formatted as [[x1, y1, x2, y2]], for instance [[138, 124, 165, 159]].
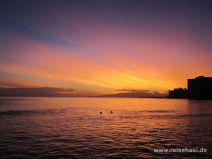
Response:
[[0, 97, 211, 159]]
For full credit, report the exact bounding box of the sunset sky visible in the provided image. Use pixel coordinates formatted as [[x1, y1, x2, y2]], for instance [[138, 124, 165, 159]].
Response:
[[0, 0, 212, 96]]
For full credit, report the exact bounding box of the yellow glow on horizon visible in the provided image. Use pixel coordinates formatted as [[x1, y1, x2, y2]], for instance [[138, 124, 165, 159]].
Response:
[[1, 29, 211, 96]]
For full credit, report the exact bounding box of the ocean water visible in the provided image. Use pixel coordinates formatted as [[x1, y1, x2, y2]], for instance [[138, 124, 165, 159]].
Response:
[[0, 97, 211, 159]]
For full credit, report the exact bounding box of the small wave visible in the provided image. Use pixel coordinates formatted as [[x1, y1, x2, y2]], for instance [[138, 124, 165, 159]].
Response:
[[136, 110, 174, 114], [150, 113, 211, 119], [120, 113, 211, 120], [0, 97, 35, 102], [145, 110, 174, 113], [0, 109, 64, 116]]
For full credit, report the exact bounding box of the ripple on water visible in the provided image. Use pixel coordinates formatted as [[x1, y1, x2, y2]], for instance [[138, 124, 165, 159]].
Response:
[[0, 109, 64, 116], [0, 97, 212, 159]]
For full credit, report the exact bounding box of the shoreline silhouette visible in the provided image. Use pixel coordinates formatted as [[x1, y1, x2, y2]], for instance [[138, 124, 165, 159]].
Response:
[[0, 76, 211, 100]]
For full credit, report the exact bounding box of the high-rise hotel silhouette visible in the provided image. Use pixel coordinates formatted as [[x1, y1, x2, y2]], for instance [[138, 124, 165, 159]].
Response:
[[169, 76, 212, 99], [188, 76, 212, 99]]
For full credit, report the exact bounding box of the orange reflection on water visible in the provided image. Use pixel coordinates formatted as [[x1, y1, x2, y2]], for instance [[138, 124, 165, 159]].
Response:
[[0, 97, 211, 158]]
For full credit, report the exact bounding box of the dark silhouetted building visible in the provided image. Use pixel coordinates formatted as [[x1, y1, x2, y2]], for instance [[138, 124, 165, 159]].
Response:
[[188, 76, 212, 99], [169, 76, 212, 99], [169, 88, 188, 98]]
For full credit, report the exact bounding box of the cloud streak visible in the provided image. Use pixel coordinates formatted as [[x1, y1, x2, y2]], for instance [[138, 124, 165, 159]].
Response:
[[0, 0, 212, 95], [0, 87, 77, 97]]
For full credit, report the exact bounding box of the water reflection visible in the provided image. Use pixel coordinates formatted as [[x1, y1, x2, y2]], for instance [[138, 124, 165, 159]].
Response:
[[0, 97, 211, 158]]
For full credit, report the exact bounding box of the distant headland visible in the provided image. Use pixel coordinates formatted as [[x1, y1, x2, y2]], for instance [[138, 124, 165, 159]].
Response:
[[169, 76, 212, 99]]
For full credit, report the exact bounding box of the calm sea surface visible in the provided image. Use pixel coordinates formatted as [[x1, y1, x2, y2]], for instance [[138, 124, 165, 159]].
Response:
[[0, 97, 211, 159]]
